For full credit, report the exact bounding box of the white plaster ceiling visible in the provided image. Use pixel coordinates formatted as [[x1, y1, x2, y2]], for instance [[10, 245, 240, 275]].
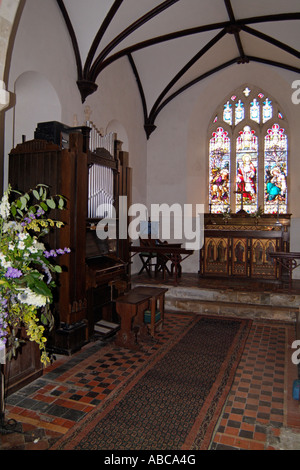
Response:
[[57, 0, 300, 137]]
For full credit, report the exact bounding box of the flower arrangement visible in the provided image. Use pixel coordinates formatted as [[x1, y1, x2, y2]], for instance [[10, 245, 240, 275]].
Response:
[[250, 206, 264, 219], [222, 207, 232, 220], [0, 184, 70, 367]]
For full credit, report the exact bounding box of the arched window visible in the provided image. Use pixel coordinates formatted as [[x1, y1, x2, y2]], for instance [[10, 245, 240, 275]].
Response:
[[208, 85, 288, 214]]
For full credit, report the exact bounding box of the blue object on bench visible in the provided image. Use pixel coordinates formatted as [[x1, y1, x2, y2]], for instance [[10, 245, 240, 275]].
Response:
[[144, 309, 160, 324]]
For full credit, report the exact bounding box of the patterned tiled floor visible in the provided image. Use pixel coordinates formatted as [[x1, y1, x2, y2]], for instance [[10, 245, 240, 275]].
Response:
[[211, 320, 300, 450], [1, 313, 300, 450]]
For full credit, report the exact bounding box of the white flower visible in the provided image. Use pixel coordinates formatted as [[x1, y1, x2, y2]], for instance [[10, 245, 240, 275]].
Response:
[[17, 288, 48, 307], [2, 221, 22, 233], [8, 243, 14, 250], [17, 241, 25, 250], [0, 193, 10, 220], [18, 232, 29, 241], [28, 245, 38, 253], [34, 241, 45, 251], [0, 252, 11, 269]]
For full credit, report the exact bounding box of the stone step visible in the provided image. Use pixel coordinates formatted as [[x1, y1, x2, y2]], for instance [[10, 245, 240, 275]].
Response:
[[132, 281, 299, 322], [165, 296, 297, 323], [165, 285, 300, 307]]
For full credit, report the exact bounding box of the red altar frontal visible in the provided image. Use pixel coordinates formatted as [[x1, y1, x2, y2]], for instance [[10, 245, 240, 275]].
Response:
[[199, 212, 291, 281]]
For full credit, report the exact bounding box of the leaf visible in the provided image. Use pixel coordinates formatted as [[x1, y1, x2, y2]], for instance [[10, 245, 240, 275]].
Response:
[[58, 198, 65, 209], [33, 190, 40, 200], [54, 265, 62, 273], [40, 313, 48, 325], [20, 196, 27, 209], [46, 198, 56, 209], [31, 279, 52, 297]]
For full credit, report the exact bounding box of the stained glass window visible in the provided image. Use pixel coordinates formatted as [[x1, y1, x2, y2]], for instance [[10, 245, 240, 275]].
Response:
[[264, 124, 287, 214], [208, 86, 288, 214], [209, 127, 230, 213], [236, 126, 258, 213], [223, 101, 232, 125], [235, 100, 244, 125], [250, 99, 260, 123], [243, 87, 251, 97], [263, 98, 272, 123]]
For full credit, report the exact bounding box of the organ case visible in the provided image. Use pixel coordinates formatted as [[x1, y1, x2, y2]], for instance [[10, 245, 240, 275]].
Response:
[[8, 121, 131, 357]]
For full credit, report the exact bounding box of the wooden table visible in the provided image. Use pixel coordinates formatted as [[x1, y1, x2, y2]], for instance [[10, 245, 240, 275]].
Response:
[[130, 286, 168, 336], [130, 246, 194, 284], [115, 291, 151, 350]]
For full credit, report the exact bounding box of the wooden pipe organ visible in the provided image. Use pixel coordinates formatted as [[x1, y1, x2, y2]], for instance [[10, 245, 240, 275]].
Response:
[[8, 120, 132, 356]]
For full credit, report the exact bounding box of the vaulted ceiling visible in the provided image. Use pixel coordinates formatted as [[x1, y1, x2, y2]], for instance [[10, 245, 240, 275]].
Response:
[[57, 0, 300, 137]]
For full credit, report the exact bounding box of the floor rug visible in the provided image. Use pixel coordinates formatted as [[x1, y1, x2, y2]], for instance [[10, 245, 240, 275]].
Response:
[[52, 315, 252, 450]]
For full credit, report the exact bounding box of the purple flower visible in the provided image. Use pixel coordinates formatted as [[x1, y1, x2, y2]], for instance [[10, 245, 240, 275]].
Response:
[[37, 208, 45, 216], [43, 247, 71, 258], [4, 267, 23, 279]]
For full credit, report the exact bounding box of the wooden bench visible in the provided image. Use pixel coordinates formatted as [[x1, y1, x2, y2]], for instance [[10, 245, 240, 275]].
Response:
[[115, 287, 168, 349], [130, 286, 168, 337], [115, 291, 152, 350]]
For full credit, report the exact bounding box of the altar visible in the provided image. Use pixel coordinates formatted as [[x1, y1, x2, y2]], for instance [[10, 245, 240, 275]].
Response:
[[199, 212, 290, 281]]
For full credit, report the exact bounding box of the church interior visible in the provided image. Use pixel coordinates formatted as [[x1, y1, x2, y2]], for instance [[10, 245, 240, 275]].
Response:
[[0, 0, 300, 451]]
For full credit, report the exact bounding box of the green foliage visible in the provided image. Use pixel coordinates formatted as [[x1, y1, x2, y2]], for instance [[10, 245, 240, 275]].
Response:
[[0, 184, 70, 367]]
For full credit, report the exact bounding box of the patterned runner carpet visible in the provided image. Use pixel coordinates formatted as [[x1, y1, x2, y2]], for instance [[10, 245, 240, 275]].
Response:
[[52, 315, 251, 450]]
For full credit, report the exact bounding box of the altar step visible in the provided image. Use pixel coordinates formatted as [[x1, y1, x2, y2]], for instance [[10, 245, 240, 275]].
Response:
[[165, 286, 299, 323], [132, 281, 299, 323]]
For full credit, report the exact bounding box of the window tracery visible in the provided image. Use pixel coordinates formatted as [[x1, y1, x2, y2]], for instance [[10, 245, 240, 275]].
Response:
[[208, 85, 288, 214]]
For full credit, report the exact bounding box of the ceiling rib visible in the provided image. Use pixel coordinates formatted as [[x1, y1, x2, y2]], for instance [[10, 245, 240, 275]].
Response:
[[241, 25, 300, 59], [224, 0, 246, 60], [56, 0, 82, 80], [83, 0, 124, 77], [145, 28, 228, 137], [56, 1, 300, 137]]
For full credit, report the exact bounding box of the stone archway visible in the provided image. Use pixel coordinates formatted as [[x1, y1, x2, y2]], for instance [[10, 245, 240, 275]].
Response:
[[0, 0, 22, 108]]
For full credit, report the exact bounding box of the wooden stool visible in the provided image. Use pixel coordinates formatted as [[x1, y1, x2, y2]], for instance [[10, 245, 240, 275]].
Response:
[[115, 291, 151, 350]]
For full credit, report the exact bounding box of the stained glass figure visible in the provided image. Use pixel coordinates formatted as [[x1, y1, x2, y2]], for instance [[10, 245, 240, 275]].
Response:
[[223, 101, 232, 125], [235, 100, 244, 125], [264, 124, 287, 213], [263, 98, 272, 123], [209, 127, 230, 213], [236, 126, 258, 213], [250, 98, 260, 123]]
